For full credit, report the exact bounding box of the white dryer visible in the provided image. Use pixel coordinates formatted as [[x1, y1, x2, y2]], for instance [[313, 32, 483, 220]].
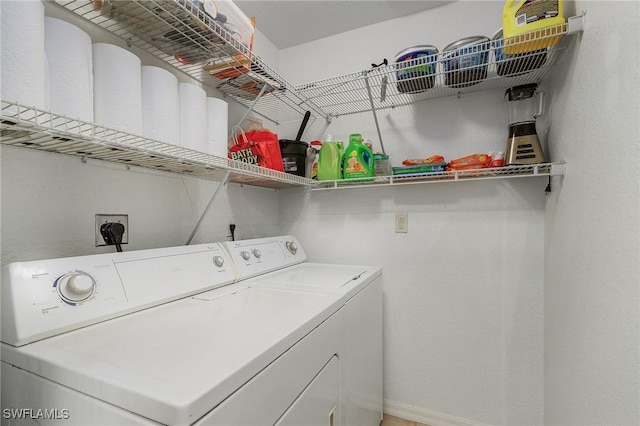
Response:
[[1, 236, 382, 426], [219, 236, 383, 426]]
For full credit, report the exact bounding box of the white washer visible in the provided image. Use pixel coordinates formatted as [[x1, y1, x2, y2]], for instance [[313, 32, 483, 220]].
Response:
[[1, 236, 382, 426]]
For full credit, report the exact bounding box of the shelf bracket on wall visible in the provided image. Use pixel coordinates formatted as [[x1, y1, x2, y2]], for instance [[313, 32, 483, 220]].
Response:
[[567, 12, 586, 34], [185, 170, 231, 245]]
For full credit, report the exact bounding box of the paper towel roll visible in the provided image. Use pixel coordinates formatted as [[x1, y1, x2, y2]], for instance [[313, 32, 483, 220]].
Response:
[[45, 17, 93, 122], [206, 98, 229, 158], [1, 0, 46, 109], [142, 66, 179, 144], [93, 43, 142, 134], [179, 83, 207, 151]]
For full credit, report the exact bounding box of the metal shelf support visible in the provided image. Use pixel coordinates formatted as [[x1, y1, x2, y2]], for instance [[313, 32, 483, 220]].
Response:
[[185, 170, 231, 245]]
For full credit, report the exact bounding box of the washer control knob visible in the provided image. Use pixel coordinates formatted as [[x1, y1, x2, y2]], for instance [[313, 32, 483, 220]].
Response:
[[286, 241, 298, 254], [213, 256, 224, 267], [240, 251, 251, 261], [57, 272, 96, 303], [252, 249, 262, 258]]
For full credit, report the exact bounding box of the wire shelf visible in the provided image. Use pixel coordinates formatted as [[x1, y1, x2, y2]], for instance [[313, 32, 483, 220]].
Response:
[[50, 0, 326, 125], [296, 20, 581, 118], [0, 101, 565, 191], [50, 1, 584, 124], [0, 101, 316, 189], [312, 162, 565, 190]]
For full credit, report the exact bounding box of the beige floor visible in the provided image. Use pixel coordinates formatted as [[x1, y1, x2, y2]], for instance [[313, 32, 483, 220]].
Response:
[[380, 414, 429, 426]]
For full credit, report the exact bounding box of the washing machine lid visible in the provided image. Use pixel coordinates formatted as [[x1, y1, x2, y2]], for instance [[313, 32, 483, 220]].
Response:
[[1, 284, 338, 425], [246, 263, 382, 305], [251, 263, 370, 288]]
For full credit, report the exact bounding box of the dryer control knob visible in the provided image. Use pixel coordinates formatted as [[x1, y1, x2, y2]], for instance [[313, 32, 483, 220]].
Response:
[[56, 272, 96, 303], [240, 251, 251, 261], [213, 256, 224, 267], [286, 241, 298, 254], [252, 249, 262, 258]]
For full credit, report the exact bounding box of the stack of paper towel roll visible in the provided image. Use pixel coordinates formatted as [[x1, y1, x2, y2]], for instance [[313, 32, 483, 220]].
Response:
[[142, 66, 180, 144], [207, 97, 228, 158], [45, 17, 94, 122], [93, 43, 143, 135], [179, 83, 207, 152], [1, 2, 229, 156], [177, 83, 228, 156], [1, 1, 47, 110]]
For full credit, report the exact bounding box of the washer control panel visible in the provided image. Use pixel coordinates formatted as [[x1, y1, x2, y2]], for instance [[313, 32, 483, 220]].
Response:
[[222, 235, 306, 280], [1, 243, 236, 347], [55, 271, 97, 304]]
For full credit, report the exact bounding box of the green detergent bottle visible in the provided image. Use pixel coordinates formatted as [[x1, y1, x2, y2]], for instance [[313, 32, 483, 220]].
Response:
[[317, 140, 344, 181], [342, 134, 374, 179]]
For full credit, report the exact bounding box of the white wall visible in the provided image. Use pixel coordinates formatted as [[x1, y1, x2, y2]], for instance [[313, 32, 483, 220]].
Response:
[[282, 181, 545, 425], [277, 1, 512, 159], [0, 4, 283, 265], [279, 2, 544, 425], [0, 146, 281, 265], [544, 1, 640, 425]]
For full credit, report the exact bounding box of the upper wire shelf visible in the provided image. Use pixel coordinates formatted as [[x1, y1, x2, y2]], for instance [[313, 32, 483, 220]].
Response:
[[50, 0, 584, 124], [50, 0, 326, 125], [296, 16, 585, 118], [0, 101, 316, 189]]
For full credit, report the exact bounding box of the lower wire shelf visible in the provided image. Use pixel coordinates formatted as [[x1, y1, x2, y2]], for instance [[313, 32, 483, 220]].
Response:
[[312, 162, 565, 190], [0, 100, 316, 190]]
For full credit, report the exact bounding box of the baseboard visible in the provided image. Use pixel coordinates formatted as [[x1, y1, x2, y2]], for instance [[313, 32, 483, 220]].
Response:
[[383, 400, 489, 426]]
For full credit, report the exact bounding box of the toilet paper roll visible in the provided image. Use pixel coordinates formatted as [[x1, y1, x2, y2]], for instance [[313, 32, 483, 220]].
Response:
[[93, 43, 142, 134], [142, 66, 179, 144], [206, 98, 229, 158], [179, 83, 207, 151], [45, 17, 93, 122], [1, 0, 46, 109]]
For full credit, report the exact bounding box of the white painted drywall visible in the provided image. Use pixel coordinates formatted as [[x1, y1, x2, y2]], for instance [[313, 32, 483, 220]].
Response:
[[0, 5, 283, 265], [0, 146, 281, 265], [281, 181, 545, 425], [279, 2, 544, 425], [544, 1, 640, 425]]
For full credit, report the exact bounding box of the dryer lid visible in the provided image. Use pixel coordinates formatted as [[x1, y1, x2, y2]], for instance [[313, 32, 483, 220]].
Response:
[[248, 263, 371, 288]]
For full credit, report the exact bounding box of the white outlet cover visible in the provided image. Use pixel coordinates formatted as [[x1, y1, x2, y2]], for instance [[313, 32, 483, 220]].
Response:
[[395, 213, 408, 233]]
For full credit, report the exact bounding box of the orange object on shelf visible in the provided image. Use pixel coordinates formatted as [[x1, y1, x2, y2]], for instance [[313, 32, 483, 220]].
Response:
[[203, 55, 251, 80], [402, 155, 445, 166], [447, 153, 493, 170]]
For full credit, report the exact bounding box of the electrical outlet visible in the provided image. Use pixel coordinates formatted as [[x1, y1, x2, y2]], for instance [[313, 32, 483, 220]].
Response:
[[395, 213, 408, 233], [95, 214, 128, 246]]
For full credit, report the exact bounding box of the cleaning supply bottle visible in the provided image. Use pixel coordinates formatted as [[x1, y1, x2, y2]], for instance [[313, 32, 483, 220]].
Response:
[[309, 140, 323, 179], [502, 0, 565, 54], [342, 133, 374, 179], [317, 136, 344, 181], [491, 151, 505, 167]]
